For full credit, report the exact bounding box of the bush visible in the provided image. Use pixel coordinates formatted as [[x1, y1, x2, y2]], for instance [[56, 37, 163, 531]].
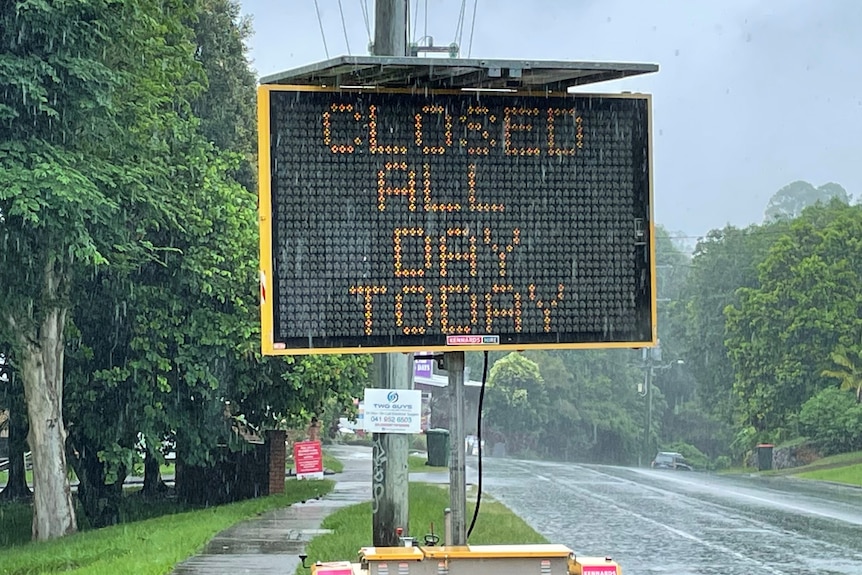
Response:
[[799, 387, 862, 455], [714, 455, 731, 471]]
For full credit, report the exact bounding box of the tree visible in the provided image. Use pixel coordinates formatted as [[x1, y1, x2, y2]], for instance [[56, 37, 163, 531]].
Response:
[[676, 222, 787, 421], [799, 387, 862, 455], [522, 350, 586, 459], [0, 0, 205, 539], [725, 202, 862, 439], [764, 180, 850, 222], [484, 353, 549, 454], [822, 345, 862, 403], [190, 0, 258, 189]]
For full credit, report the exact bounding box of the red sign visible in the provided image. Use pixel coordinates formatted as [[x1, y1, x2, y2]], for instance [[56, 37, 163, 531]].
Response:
[[581, 567, 617, 575], [293, 440, 324, 479]]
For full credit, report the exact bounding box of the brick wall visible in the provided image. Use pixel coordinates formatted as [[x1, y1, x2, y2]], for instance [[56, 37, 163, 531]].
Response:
[[266, 430, 287, 495]]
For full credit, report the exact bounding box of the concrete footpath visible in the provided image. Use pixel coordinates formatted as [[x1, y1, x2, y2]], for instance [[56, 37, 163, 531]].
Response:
[[171, 445, 372, 575]]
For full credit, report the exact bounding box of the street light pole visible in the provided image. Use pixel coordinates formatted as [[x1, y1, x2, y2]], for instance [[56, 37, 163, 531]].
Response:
[[640, 345, 683, 467], [645, 362, 654, 467]]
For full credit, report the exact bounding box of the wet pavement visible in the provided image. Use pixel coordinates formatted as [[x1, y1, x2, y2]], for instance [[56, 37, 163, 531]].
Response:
[[171, 445, 372, 575], [481, 457, 862, 575], [169, 447, 473, 574]]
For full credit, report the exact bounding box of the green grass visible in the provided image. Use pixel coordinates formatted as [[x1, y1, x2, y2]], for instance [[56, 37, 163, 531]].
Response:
[[0, 479, 333, 575], [298, 483, 546, 574], [408, 454, 447, 472], [797, 463, 862, 486], [323, 452, 344, 473], [717, 466, 751, 475]]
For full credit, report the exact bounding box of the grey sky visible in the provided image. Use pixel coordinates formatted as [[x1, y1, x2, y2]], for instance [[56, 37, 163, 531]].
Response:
[[240, 0, 862, 240]]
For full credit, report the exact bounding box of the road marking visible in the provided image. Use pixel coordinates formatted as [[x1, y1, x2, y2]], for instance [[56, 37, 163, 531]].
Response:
[[529, 469, 790, 575]]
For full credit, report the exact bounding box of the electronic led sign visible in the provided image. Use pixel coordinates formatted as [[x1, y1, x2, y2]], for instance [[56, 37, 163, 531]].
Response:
[[258, 86, 655, 354]]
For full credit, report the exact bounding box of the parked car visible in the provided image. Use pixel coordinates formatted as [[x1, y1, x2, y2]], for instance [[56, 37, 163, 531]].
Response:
[[651, 451, 692, 471]]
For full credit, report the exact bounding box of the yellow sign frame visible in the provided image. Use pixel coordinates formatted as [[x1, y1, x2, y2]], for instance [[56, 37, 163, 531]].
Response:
[[258, 85, 656, 356]]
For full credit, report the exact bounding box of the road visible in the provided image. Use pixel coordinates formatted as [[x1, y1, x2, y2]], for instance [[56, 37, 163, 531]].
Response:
[[480, 457, 862, 575]]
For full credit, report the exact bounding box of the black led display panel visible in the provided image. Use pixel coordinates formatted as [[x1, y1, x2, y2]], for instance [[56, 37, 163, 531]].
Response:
[[259, 87, 654, 354]]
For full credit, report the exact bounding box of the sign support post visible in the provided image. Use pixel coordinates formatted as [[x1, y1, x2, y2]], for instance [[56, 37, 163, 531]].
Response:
[[445, 351, 467, 545], [371, 0, 411, 548], [371, 354, 412, 546]]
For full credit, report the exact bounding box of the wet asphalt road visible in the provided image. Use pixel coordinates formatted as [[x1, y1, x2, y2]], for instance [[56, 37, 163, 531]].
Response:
[[480, 457, 862, 575]]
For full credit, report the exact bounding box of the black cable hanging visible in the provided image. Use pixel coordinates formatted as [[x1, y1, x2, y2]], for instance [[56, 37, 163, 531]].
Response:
[[466, 350, 489, 540]]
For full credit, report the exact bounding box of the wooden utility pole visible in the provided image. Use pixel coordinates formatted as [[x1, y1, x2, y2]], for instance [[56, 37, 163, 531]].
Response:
[[371, 0, 411, 548], [373, 0, 408, 57], [371, 353, 412, 546]]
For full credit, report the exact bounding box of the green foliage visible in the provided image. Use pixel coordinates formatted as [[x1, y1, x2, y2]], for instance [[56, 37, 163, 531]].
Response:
[[0, 0, 370, 532], [190, 0, 258, 189], [822, 345, 862, 403], [676, 223, 785, 421], [726, 202, 862, 436], [799, 387, 862, 456], [713, 455, 731, 471], [501, 349, 647, 465], [485, 353, 548, 453]]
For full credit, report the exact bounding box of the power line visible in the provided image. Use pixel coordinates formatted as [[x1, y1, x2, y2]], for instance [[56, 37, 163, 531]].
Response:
[[337, 0, 351, 54], [454, 0, 467, 49], [360, 0, 372, 46], [467, 0, 478, 57], [312, 0, 330, 58], [410, 0, 419, 44]]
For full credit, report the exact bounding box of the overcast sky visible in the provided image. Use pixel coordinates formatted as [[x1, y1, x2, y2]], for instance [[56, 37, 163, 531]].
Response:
[[239, 0, 862, 240]]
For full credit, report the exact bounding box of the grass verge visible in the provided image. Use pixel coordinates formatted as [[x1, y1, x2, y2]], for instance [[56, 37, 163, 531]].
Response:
[[408, 455, 446, 473], [298, 483, 546, 574], [0, 479, 333, 575], [324, 452, 344, 473], [796, 463, 862, 486]]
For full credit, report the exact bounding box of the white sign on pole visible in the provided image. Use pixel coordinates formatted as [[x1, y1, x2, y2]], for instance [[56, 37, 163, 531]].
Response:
[[363, 388, 422, 434]]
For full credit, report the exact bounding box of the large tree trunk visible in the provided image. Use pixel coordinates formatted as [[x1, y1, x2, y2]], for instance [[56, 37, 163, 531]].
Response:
[[13, 299, 77, 540], [0, 395, 33, 502], [70, 442, 125, 528], [142, 447, 167, 497]]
